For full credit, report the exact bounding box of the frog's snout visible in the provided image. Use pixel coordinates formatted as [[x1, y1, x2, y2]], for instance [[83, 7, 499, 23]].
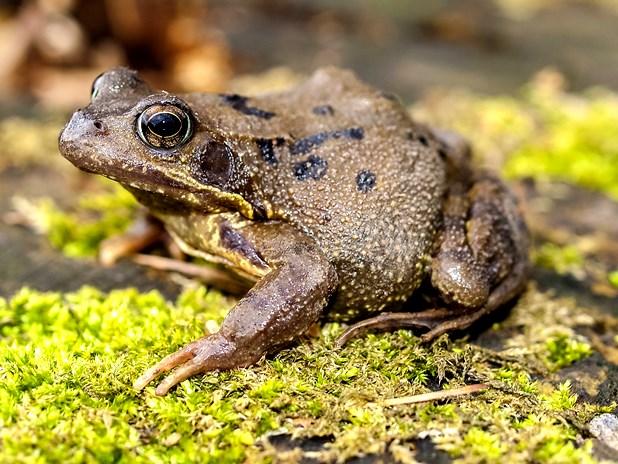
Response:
[[58, 110, 109, 170], [59, 110, 106, 148]]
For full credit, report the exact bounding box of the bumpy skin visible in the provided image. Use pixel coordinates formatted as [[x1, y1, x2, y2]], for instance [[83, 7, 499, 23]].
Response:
[[58, 67, 529, 395]]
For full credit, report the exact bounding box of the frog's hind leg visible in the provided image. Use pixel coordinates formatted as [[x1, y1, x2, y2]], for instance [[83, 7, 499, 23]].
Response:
[[427, 167, 529, 340], [335, 260, 525, 347], [419, 258, 528, 341], [337, 157, 529, 347]]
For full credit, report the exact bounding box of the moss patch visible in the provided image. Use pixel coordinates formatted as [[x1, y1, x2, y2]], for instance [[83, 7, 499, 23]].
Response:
[[12, 180, 138, 258], [533, 243, 585, 276], [608, 270, 618, 289], [0, 285, 613, 463], [412, 71, 618, 200]]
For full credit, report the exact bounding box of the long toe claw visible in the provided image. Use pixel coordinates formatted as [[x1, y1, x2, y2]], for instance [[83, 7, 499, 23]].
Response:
[[133, 345, 197, 391], [335, 309, 452, 348], [154, 358, 207, 396]]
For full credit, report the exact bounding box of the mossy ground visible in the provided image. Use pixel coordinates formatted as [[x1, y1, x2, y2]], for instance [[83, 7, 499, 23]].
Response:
[[2, 72, 618, 462], [0, 285, 614, 463]]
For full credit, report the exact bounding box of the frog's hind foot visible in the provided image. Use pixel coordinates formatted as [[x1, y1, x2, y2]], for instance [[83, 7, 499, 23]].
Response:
[[335, 305, 497, 347], [334, 308, 452, 348], [336, 259, 528, 348], [420, 259, 529, 341]]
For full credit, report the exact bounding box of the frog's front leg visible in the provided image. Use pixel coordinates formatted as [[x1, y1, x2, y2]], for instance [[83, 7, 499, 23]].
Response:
[[134, 222, 337, 395]]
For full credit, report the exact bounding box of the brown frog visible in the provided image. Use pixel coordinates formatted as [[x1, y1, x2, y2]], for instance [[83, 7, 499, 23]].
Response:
[[58, 67, 529, 395]]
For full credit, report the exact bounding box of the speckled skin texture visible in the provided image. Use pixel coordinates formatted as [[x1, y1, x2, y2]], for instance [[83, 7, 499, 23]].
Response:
[[59, 67, 529, 395]]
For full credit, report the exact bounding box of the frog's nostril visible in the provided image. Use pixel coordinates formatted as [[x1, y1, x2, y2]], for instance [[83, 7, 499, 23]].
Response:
[[59, 112, 107, 154]]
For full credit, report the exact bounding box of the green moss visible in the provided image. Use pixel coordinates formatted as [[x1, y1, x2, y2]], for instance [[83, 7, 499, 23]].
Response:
[[533, 243, 585, 275], [461, 428, 506, 460], [504, 89, 618, 199], [13, 180, 137, 258], [609, 270, 618, 288], [0, 285, 612, 463], [542, 381, 578, 411], [411, 75, 618, 200], [544, 334, 592, 371]]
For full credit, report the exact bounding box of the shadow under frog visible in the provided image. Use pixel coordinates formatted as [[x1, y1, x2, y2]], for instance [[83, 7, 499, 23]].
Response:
[[58, 67, 529, 395]]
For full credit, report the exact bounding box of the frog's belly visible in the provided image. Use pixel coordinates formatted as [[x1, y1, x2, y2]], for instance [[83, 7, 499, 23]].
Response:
[[324, 253, 431, 320]]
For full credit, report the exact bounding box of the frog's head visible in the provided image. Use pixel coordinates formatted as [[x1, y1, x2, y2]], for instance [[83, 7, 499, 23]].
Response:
[[59, 68, 257, 218]]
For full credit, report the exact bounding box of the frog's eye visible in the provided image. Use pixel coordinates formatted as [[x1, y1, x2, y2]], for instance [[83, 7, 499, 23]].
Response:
[[137, 104, 193, 149], [90, 72, 105, 100]]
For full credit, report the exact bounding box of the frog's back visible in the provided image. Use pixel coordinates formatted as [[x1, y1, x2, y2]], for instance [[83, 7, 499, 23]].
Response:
[[256, 68, 447, 314]]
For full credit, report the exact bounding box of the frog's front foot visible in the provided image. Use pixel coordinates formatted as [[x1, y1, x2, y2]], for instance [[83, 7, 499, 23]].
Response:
[[99, 214, 169, 266], [134, 333, 254, 395]]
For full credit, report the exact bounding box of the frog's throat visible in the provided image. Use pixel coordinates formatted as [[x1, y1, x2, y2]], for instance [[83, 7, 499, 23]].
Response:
[[166, 228, 268, 282]]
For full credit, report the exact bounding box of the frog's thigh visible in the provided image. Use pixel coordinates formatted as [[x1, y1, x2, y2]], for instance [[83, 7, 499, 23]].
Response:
[[431, 174, 527, 309]]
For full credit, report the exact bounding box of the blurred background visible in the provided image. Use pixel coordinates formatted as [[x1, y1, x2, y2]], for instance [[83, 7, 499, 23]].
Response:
[[1, 0, 618, 112], [1, 0, 618, 299]]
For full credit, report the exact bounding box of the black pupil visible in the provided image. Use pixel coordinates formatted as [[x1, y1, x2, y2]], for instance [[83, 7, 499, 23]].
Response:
[[147, 112, 183, 138]]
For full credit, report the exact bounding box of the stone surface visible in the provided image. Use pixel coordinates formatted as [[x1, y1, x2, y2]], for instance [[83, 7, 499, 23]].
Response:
[[589, 413, 618, 460]]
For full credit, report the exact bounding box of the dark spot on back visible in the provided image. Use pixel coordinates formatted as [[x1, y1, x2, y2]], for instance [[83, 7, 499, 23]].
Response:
[[220, 222, 268, 268], [312, 104, 334, 116], [290, 127, 364, 155], [220, 93, 276, 119], [256, 137, 284, 165], [418, 135, 429, 147], [290, 132, 330, 156], [437, 148, 448, 160], [345, 127, 364, 140], [356, 169, 377, 192], [293, 155, 328, 181]]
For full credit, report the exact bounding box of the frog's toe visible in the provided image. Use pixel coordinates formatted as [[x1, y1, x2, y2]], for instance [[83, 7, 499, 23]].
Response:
[[335, 309, 451, 348], [133, 346, 196, 392], [134, 333, 245, 395], [154, 358, 208, 395]]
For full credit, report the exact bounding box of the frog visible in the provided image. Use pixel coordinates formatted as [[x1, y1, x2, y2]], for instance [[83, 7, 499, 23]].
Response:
[[58, 67, 529, 396]]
